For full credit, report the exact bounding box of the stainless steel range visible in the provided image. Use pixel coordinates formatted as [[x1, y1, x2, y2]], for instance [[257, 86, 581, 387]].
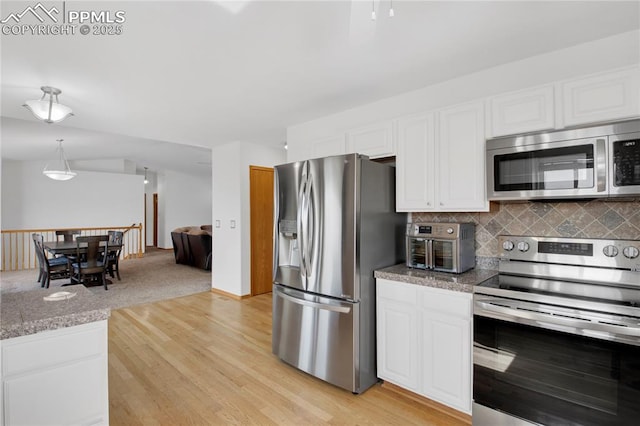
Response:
[[473, 235, 640, 426]]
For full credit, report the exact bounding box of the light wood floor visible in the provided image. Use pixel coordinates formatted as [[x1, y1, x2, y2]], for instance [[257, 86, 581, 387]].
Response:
[[108, 291, 470, 425]]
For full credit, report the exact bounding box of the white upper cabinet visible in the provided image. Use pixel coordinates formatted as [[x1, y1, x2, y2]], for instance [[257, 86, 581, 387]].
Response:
[[396, 102, 488, 212], [562, 66, 640, 127], [488, 85, 555, 137], [311, 135, 346, 159], [396, 112, 436, 211], [437, 101, 488, 211], [346, 121, 395, 158]]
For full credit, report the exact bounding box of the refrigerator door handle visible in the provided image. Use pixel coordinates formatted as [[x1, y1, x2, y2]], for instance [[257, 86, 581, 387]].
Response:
[[305, 174, 315, 279], [297, 166, 308, 278], [273, 172, 280, 282], [277, 289, 352, 314]]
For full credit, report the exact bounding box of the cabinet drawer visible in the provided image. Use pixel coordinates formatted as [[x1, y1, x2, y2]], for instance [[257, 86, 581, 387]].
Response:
[[2, 320, 107, 376], [418, 287, 471, 318], [377, 279, 417, 305]]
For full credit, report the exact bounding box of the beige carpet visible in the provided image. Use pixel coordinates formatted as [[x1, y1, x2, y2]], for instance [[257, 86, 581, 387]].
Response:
[[0, 248, 212, 310]]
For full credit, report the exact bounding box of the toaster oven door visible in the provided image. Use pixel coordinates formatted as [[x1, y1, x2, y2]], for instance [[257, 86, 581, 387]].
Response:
[[406, 237, 430, 269], [431, 239, 457, 273]]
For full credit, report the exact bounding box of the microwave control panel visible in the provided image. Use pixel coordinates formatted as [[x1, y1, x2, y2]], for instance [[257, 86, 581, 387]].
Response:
[[612, 138, 640, 187]]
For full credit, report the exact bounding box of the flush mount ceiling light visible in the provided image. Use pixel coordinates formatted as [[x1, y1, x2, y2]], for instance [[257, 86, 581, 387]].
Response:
[[23, 86, 74, 124], [43, 139, 77, 181]]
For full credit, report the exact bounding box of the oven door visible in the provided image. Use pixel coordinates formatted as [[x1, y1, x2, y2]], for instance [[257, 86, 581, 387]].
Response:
[[473, 304, 640, 426], [609, 132, 640, 197], [487, 137, 607, 200]]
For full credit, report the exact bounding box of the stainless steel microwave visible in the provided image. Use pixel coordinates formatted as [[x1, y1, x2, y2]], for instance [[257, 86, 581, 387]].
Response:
[[486, 120, 640, 200]]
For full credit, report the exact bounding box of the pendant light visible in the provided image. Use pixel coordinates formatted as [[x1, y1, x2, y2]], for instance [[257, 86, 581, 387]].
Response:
[[144, 167, 149, 184], [43, 139, 77, 181], [23, 86, 74, 124]]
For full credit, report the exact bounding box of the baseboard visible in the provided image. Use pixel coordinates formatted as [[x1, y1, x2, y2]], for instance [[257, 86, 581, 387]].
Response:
[[210, 287, 251, 300], [380, 381, 471, 425]]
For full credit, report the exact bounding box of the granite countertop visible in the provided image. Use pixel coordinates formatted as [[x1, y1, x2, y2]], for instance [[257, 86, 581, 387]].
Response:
[[1, 285, 110, 340], [374, 264, 498, 293]]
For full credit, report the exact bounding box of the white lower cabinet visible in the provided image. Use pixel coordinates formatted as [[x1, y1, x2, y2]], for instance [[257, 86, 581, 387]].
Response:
[[376, 282, 419, 391], [377, 278, 472, 414], [1, 320, 109, 426]]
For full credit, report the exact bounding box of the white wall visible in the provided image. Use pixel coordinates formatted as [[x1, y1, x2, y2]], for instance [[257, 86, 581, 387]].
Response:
[[1, 160, 143, 230], [70, 159, 135, 174], [157, 170, 212, 249], [287, 30, 640, 156], [212, 142, 286, 296]]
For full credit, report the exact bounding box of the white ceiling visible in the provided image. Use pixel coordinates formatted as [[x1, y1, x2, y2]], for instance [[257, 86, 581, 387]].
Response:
[[1, 0, 639, 176]]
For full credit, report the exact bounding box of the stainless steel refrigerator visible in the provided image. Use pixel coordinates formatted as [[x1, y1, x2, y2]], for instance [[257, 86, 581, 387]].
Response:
[[272, 153, 405, 394]]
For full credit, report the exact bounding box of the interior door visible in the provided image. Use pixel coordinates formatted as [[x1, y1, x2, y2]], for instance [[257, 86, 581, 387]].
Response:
[[250, 166, 274, 296]]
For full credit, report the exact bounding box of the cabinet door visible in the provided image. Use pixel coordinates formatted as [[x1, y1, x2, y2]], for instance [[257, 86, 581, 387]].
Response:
[[396, 113, 436, 211], [489, 85, 555, 137], [1, 321, 109, 425], [437, 101, 488, 211], [346, 121, 395, 158], [562, 66, 640, 127], [420, 310, 471, 413], [312, 135, 346, 159], [377, 297, 419, 391]]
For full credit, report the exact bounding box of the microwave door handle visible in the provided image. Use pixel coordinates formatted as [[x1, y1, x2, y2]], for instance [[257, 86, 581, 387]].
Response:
[[427, 239, 434, 269], [595, 138, 607, 192]]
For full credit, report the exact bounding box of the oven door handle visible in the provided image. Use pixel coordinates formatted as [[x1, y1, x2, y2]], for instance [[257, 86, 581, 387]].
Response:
[[475, 299, 640, 345]]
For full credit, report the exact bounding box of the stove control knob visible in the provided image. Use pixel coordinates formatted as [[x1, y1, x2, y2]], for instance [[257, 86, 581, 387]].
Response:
[[517, 241, 530, 252], [603, 245, 619, 257], [623, 246, 639, 259], [446, 228, 454, 234], [502, 241, 515, 251]]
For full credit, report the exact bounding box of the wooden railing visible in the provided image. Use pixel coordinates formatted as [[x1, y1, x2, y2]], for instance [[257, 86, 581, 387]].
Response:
[[1, 223, 143, 272]]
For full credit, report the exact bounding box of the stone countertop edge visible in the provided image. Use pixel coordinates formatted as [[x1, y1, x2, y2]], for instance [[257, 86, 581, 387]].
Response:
[[374, 264, 498, 293], [1, 285, 110, 340]]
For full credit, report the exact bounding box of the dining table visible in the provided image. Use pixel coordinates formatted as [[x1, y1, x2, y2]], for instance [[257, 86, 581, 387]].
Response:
[[43, 240, 123, 285], [43, 240, 122, 256]]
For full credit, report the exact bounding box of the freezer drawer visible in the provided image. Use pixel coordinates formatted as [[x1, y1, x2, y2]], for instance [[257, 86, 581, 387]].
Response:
[[272, 285, 360, 392]]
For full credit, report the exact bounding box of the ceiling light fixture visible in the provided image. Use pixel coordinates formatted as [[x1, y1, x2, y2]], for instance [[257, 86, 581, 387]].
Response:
[[389, 0, 395, 17], [43, 139, 76, 181], [144, 167, 149, 184], [23, 86, 74, 124], [371, 1, 376, 20]]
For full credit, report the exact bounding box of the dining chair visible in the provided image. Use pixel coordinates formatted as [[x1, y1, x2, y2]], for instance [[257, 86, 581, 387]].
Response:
[[70, 235, 110, 290], [106, 231, 124, 281], [33, 233, 70, 288], [56, 229, 81, 242]]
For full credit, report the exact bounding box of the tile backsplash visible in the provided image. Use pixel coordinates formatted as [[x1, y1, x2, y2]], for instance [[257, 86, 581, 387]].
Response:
[[411, 198, 640, 258]]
